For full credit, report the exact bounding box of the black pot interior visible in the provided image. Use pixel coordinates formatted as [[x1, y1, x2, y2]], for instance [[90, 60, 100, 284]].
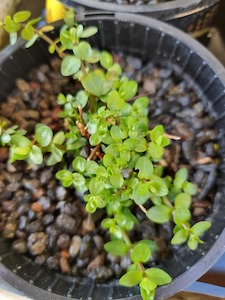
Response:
[[60, 0, 221, 32], [0, 14, 225, 300]]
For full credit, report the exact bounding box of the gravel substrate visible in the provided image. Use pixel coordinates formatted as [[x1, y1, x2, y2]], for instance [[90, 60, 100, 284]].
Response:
[[0, 54, 219, 282]]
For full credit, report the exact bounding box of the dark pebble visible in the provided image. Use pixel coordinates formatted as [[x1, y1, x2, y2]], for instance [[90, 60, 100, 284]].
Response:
[[42, 214, 54, 226], [46, 256, 59, 270], [28, 220, 42, 233], [56, 213, 80, 234], [12, 239, 27, 254], [57, 234, 71, 249], [27, 232, 48, 256], [88, 266, 113, 283]]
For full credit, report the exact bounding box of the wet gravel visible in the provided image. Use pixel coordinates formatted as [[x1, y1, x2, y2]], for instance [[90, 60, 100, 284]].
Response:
[[0, 55, 219, 282]]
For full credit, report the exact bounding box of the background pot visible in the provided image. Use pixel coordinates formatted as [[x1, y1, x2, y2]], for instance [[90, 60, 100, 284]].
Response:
[[1, 11, 225, 300], [60, 0, 221, 33]]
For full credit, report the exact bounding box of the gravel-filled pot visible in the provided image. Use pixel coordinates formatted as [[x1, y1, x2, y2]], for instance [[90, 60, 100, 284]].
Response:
[[1, 11, 225, 300], [60, 0, 221, 33]]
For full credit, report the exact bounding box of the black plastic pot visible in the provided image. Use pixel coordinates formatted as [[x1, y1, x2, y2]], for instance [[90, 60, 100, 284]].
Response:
[[1, 11, 225, 300], [60, 0, 221, 32]]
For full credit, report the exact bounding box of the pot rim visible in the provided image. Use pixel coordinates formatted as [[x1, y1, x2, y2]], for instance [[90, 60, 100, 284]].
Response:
[[60, 0, 220, 17], [0, 11, 225, 300]]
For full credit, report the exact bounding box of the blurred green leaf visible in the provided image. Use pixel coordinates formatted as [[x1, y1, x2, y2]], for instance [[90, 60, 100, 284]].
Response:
[[29, 145, 43, 164], [13, 11, 31, 23], [135, 156, 153, 180], [104, 240, 130, 256], [35, 124, 53, 147], [80, 26, 98, 38], [61, 55, 81, 77], [145, 268, 172, 286], [146, 205, 172, 224], [171, 228, 189, 245], [191, 221, 211, 237], [119, 80, 138, 100], [131, 243, 151, 263]]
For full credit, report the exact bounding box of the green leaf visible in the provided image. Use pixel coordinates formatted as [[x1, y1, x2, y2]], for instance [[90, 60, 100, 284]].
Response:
[[140, 278, 157, 293], [107, 90, 125, 110], [188, 235, 199, 250], [73, 173, 86, 187], [82, 72, 112, 97], [146, 205, 172, 224], [27, 17, 41, 26], [72, 156, 86, 173], [191, 221, 211, 237], [80, 26, 98, 38], [52, 131, 65, 145], [61, 55, 81, 77], [101, 218, 114, 229], [104, 240, 130, 256], [150, 125, 164, 143], [110, 173, 124, 189], [133, 182, 150, 205], [11, 134, 32, 148], [173, 168, 188, 189], [25, 34, 39, 48], [131, 243, 151, 263], [119, 271, 143, 287], [174, 193, 192, 209], [48, 145, 63, 164], [21, 24, 34, 41], [147, 142, 164, 160], [135, 156, 153, 180], [136, 240, 157, 253], [110, 125, 123, 142], [13, 11, 31, 23], [76, 24, 83, 38], [145, 268, 172, 286], [64, 10, 75, 27], [29, 145, 43, 164], [103, 153, 115, 167], [100, 51, 113, 69], [89, 132, 101, 146], [4, 16, 21, 33], [74, 41, 92, 60], [60, 30, 74, 49], [56, 170, 74, 187], [173, 207, 191, 225], [183, 181, 197, 195], [1, 133, 11, 144], [133, 97, 149, 114], [89, 177, 105, 195], [35, 124, 53, 147], [171, 229, 189, 245], [86, 200, 97, 213], [85, 160, 99, 175], [135, 138, 147, 153], [119, 81, 138, 100], [14, 146, 30, 156], [149, 176, 168, 196], [76, 90, 88, 108]]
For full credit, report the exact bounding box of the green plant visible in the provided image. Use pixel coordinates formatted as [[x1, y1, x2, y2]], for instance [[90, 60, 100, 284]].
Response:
[[0, 10, 212, 300]]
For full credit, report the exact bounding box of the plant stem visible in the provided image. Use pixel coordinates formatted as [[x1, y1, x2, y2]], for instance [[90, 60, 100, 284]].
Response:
[[121, 229, 132, 247], [162, 197, 173, 208], [87, 144, 101, 161], [138, 262, 146, 273], [35, 29, 66, 58], [163, 132, 181, 141], [139, 204, 147, 214]]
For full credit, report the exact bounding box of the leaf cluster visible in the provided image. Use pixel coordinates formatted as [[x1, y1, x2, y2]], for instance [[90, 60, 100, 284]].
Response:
[[0, 10, 213, 300]]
